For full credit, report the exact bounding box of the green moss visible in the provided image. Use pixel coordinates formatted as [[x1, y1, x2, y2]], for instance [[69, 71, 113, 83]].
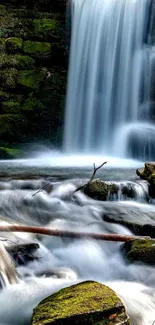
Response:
[[0, 68, 18, 88], [21, 93, 43, 112], [123, 239, 155, 265], [17, 69, 47, 89], [0, 54, 35, 69], [0, 114, 22, 141], [32, 281, 129, 325], [33, 18, 58, 34], [23, 41, 51, 56], [84, 180, 119, 201], [6, 37, 23, 53], [0, 147, 24, 159], [2, 101, 21, 114], [0, 38, 6, 52]]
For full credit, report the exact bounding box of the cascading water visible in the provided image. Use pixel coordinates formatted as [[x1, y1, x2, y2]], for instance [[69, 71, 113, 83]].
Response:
[[64, 0, 155, 160]]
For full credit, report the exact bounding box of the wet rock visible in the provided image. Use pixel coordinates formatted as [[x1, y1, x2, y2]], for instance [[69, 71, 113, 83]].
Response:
[[6, 242, 40, 266], [122, 239, 155, 265], [137, 162, 155, 198], [84, 180, 119, 201], [102, 201, 155, 237], [31, 281, 130, 325], [0, 147, 24, 159]]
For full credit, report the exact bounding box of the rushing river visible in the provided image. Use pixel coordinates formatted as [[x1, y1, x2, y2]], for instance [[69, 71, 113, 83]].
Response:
[[0, 157, 155, 325]]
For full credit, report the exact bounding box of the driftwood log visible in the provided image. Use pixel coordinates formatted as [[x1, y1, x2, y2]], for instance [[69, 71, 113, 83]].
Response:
[[0, 225, 151, 242]]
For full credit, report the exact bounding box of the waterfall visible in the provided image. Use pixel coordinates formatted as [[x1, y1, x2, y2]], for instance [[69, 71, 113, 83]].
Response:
[[64, 0, 154, 160]]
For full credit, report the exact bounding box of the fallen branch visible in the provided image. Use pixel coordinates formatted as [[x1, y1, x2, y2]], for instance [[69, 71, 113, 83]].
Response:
[[32, 182, 51, 197], [0, 225, 151, 242], [74, 161, 107, 194]]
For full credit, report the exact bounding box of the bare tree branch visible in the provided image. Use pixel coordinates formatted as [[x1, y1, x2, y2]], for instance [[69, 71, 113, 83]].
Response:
[[0, 224, 151, 242], [32, 182, 51, 197], [74, 161, 107, 194]]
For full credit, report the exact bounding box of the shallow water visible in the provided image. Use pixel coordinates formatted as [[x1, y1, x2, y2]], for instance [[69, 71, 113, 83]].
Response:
[[0, 160, 154, 325]]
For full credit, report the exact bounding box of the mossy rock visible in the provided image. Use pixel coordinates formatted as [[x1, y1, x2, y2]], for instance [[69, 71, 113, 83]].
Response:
[[23, 41, 51, 57], [6, 37, 23, 53], [0, 147, 24, 159], [137, 162, 155, 198], [122, 239, 155, 265], [0, 114, 23, 141], [21, 93, 43, 112], [0, 54, 35, 69], [0, 68, 18, 88], [32, 281, 130, 325], [1, 100, 21, 114], [84, 180, 119, 201], [17, 69, 47, 89], [33, 18, 59, 34], [0, 38, 6, 52]]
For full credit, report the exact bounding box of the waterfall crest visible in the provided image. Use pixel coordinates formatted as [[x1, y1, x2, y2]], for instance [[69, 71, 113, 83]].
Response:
[[64, 0, 152, 159]]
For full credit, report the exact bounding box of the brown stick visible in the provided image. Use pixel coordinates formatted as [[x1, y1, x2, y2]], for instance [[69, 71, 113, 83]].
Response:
[[0, 225, 151, 242], [74, 161, 107, 194]]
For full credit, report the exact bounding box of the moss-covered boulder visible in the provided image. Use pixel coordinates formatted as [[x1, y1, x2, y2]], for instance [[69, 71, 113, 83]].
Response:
[[31, 281, 130, 325], [122, 239, 155, 265], [23, 41, 51, 57], [137, 162, 155, 198], [6, 37, 23, 53], [0, 147, 24, 159], [84, 180, 119, 201], [17, 69, 47, 89]]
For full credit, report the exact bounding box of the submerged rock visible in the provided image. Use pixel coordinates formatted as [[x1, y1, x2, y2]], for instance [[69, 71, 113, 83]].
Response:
[[31, 281, 130, 325], [122, 239, 155, 265], [102, 201, 155, 237], [84, 180, 119, 201]]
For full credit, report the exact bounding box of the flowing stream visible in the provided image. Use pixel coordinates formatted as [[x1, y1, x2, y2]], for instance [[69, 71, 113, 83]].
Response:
[[64, 0, 155, 160], [0, 160, 155, 325]]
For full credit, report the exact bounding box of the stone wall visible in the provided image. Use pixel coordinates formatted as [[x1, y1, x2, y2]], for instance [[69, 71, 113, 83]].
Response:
[[0, 0, 67, 151]]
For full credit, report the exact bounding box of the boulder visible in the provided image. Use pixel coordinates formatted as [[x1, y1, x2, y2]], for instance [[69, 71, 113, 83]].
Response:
[[137, 162, 155, 198], [102, 201, 155, 238], [84, 180, 119, 201], [31, 281, 130, 325], [122, 238, 155, 265]]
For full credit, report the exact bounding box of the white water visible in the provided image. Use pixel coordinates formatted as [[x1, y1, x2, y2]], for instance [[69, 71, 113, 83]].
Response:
[[64, 0, 152, 159], [0, 174, 155, 324]]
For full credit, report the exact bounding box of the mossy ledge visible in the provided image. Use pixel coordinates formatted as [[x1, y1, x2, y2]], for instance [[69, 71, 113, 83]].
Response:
[[122, 238, 155, 265], [0, 2, 67, 148], [31, 281, 130, 325], [84, 180, 119, 201]]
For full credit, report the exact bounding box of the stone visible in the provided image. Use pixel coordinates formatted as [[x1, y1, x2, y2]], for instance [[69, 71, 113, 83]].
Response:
[[0, 147, 24, 159], [122, 238, 155, 265], [84, 180, 119, 201], [17, 69, 47, 89], [137, 162, 155, 198], [6, 37, 23, 53], [23, 40, 51, 57], [31, 281, 130, 325], [102, 201, 155, 238]]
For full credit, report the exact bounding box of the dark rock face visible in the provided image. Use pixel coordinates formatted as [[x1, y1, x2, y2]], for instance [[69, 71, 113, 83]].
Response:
[[122, 238, 155, 265], [31, 281, 130, 325], [137, 162, 155, 198], [0, 0, 67, 150]]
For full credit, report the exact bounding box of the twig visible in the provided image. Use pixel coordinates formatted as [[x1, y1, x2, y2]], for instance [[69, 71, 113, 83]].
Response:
[[74, 161, 107, 194], [32, 182, 51, 197], [0, 224, 151, 242]]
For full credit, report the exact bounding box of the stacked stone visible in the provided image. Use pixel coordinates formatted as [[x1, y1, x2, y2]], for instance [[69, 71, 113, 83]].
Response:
[[0, 0, 66, 148]]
